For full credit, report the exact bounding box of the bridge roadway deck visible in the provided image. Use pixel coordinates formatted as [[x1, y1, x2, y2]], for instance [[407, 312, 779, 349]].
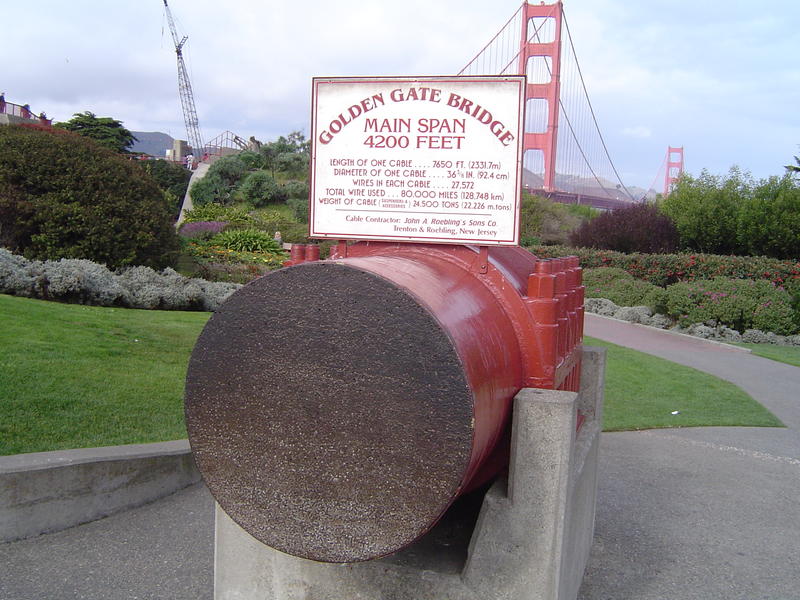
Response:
[[1, 314, 798, 599]]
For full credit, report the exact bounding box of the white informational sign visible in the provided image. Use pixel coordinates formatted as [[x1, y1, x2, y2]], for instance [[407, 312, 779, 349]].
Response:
[[310, 76, 525, 246]]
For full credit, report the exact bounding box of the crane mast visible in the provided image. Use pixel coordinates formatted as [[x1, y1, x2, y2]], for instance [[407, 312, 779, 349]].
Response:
[[162, 0, 204, 157]]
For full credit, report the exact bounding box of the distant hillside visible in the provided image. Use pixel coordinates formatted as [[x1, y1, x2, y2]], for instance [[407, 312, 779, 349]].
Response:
[[131, 131, 173, 157]]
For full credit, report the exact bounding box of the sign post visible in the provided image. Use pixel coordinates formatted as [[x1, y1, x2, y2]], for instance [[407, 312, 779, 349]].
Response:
[[310, 76, 525, 246]]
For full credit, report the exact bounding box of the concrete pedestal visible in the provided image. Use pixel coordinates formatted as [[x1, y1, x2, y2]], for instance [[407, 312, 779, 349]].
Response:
[[214, 347, 605, 600]]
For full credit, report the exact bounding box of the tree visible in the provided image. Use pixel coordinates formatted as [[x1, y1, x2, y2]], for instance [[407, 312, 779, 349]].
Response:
[[737, 175, 800, 260], [786, 154, 800, 175], [259, 130, 309, 177], [0, 124, 178, 269], [659, 167, 751, 255], [54, 111, 137, 153]]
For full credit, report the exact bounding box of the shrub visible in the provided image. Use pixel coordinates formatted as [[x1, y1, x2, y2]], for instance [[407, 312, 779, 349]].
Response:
[[207, 155, 247, 188], [275, 152, 309, 177], [661, 167, 800, 259], [189, 173, 229, 206], [236, 150, 265, 170], [662, 277, 795, 335], [238, 171, 284, 207], [282, 180, 309, 200], [570, 203, 679, 253], [139, 159, 191, 213], [209, 229, 283, 253], [582, 267, 666, 309], [529, 245, 800, 295], [178, 221, 228, 239], [660, 167, 749, 255], [736, 175, 800, 260], [182, 203, 254, 225], [0, 248, 239, 311], [194, 261, 275, 284], [286, 197, 309, 224], [0, 125, 178, 270], [519, 193, 585, 245], [581, 267, 632, 287]]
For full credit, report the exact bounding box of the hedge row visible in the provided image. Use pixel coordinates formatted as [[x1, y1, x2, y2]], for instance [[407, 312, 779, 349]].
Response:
[[0, 248, 240, 311], [528, 244, 800, 293], [582, 267, 797, 335]]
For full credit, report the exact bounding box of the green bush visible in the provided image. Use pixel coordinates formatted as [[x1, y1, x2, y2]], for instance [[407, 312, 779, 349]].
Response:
[[529, 245, 800, 295], [194, 261, 276, 284], [236, 150, 265, 170], [663, 277, 795, 334], [660, 167, 800, 259], [139, 159, 191, 213], [209, 229, 282, 253], [583, 267, 666, 309], [238, 171, 283, 207], [581, 267, 632, 287], [736, 176, 800, 260], [275, 152, 309, 178], [660, 168, 747, 255], [286, 197, 309, 224], [0, 124, 178, 270], [282, 180, 309, 200], [189, 173, 230, 206], [519, 193, 585, 245], [207, 155, 247, 188], [182, 203, 254, 226]]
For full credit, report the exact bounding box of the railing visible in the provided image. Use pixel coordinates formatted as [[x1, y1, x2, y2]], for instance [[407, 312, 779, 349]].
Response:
[[0, 99, 52, 126], [202, 130, 255, 162]]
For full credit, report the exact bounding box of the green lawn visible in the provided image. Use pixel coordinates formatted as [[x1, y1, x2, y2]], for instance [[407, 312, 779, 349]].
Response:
[[586, 336, 783, 431], [0, 295, 783, 456], [736, 343, 800, 368], [0, 294, 209, 455]]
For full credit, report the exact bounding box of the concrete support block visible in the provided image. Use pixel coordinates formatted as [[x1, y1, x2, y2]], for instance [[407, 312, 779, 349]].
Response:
[[0, 440, 200, 542], [215, 347, 606, 600]]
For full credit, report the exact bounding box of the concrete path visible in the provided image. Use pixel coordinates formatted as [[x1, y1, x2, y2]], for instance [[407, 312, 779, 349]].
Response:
[[175, 162, 210, 227], [2, 314, 798, 599], [0, 483, 214, 600], [579, 314, 800, 599]]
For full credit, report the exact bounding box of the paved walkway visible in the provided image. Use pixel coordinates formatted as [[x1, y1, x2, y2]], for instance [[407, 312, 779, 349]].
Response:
[[2, 314, 798, 599], [579, 314, 800, 599], [175, 162, 210, 227]]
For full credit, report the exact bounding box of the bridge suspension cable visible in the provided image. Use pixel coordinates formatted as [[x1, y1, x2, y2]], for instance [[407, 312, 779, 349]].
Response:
[[459, 1, 634, 202]]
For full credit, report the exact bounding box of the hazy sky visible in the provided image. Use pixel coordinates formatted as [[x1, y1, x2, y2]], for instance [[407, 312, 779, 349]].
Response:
[[3, 0, 798, 188]]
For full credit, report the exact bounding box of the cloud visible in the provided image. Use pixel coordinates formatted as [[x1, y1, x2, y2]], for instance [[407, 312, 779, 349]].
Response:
[[622, 126, 652, 139], [1, 0, 798, 188]]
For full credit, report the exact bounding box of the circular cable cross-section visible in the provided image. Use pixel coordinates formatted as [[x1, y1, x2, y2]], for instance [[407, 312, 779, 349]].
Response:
[[185, 262, 475, 562]]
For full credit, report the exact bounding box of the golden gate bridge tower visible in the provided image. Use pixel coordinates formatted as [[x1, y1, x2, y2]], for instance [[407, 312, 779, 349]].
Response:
[[461, 0, 638, 207], [518, 1, 562, 193]]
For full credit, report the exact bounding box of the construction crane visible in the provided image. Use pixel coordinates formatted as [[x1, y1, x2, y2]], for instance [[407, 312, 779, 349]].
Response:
[[162, 0, 204, 156]]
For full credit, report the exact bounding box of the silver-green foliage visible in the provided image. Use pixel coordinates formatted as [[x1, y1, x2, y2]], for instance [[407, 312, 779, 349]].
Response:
[[0, 248, 239, 311]]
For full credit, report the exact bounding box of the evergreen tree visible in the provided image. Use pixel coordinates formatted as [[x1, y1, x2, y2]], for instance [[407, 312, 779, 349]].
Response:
[[54, 111, 137, 153]]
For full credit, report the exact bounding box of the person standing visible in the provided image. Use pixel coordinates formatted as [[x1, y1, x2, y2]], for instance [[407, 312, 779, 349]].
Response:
[[186, 153, 194, 170]]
